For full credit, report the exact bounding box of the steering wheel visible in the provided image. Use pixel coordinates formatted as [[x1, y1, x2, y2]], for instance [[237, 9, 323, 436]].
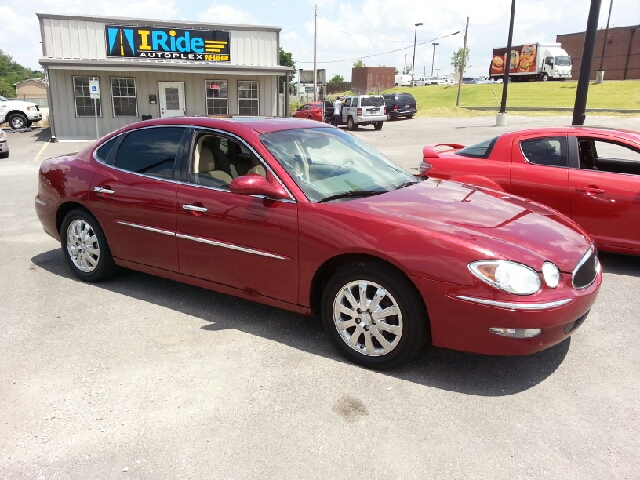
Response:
[[329, 159, 355, 176]]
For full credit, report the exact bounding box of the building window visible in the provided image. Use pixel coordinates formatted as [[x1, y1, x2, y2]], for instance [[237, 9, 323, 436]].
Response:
[[111, 77, 138, 117], [238, 81, 259, 116], [73, 76, 101, 117], [205, 80, 228, 115]]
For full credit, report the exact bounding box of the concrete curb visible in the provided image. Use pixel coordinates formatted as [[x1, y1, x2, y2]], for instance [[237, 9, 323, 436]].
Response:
[[464, 106, 640, 114]]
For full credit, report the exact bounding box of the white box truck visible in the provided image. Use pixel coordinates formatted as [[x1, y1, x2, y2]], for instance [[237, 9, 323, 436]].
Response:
[[394, 74, 412, 87], [489, 43, 572, 82]]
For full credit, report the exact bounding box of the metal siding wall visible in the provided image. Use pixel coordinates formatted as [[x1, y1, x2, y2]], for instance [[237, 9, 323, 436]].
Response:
[[49, 69, 279, 139], [42, 18, 279, 66]]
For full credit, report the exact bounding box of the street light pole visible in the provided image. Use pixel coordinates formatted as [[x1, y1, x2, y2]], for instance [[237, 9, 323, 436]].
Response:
[[456, 17, 469, 107], [596, 0, 614, 83], [313, 4, 317, 102], [430, 42, 439, 76], [412, 22, 423, 85]]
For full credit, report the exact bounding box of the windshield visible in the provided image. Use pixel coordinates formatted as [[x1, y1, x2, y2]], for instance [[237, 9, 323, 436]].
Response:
[[260, 128, 415, 202], [0, 96, 6, 101], [555, 56, 571, 66], [455, 136, 498, 159], [361, 96, 384, 107]]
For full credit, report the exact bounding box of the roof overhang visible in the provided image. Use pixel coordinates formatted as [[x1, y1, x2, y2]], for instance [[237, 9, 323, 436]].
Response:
[[39, 58, 295, 76]]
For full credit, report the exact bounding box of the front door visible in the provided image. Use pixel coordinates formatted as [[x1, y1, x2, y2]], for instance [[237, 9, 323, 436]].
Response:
[[158, 82, 185, 118]]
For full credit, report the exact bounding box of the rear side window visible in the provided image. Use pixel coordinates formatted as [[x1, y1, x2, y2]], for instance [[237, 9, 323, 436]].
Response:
[[114, 127, 186, 179], [521, 136, 568, 167], [361, 96, 384, 107], [95, 136, 118, 162], [455, 137, 499, 159]]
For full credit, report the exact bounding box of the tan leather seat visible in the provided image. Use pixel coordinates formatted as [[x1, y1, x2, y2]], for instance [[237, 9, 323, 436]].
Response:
[[247, 165, 266, 177], [196, 137, 233, 184]]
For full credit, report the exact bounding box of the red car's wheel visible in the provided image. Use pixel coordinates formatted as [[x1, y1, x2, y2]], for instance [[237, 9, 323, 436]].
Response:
[[321, 262, 428, 369]]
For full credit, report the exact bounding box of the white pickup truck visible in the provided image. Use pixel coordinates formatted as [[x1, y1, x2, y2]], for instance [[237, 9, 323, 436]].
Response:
[[0, 96, 43, 129]]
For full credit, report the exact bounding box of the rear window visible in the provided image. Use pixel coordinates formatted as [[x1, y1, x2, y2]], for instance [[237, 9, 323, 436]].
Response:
[[95, 136, 118, 162], [455, 136, 499, 159], [361, 96, 384, 107], [398, 94, 415, 104]]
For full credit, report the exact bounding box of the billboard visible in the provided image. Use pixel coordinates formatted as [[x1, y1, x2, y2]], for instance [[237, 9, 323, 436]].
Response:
[[490, 44, 537, 76], [106, 25, 230, 62]]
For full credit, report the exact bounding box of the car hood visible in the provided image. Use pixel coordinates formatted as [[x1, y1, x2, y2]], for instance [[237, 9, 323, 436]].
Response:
[[338, 179, 591, 272]]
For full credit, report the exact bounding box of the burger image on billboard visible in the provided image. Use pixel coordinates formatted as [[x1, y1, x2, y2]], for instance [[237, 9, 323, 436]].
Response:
[[518, 44, 537, 72], [491, 55, 504, 74]]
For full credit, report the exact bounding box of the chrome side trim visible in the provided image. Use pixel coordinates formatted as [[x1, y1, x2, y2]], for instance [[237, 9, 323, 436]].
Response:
[[572, 245, 598, 289], [34, 197, 47, 206], [456, 295, 572, 310], [175, 233, 287, 260], [116, 221, 175, 236]]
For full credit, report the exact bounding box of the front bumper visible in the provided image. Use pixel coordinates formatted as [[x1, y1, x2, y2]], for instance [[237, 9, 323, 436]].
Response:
[[0, 141, 8, 154], [27, 112, 42, 121], [412, 268, 602, 355]]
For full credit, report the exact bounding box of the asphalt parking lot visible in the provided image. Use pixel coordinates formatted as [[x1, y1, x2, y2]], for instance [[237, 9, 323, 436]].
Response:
[[1, 116, 640, 479]]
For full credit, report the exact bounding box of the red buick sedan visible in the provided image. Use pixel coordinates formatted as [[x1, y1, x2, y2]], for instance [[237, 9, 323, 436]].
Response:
[[419, 126, 640, 255], [293, 103, 324, 122], [35, 118, 600, 368]]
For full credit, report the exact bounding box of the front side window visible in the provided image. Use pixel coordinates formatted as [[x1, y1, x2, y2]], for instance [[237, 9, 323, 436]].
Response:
[[73, 76, 101, 117], [521, 136, 568, 167], [206, 80, 228, 115], [261, 127, 415, 203], [113, 127, 186, 179], [111, 77, 137, 117], [456, 137, 499, 159], [238, 81, 259, 116]]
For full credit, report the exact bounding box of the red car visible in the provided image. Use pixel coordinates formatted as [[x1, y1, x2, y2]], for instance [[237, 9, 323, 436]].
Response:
[[35, 118, 600, 369], [294, 102, 324, 122], [420, 126, 640, 255]]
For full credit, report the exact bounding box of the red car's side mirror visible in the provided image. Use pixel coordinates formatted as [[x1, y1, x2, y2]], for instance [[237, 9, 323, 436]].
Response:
[[229, 175, 290, 200]]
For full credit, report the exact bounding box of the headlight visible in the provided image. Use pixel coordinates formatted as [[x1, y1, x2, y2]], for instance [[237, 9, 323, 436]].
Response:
[[469, 260, 541, 295], [542, 262, 560, 288], [27, 106, 33, 111], [0, 132, 5, 140]]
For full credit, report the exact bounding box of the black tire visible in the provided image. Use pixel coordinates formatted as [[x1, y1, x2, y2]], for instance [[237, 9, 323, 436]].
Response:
[[0, 151, 8, 159], [406, 114, 414, 119], [8, 114, 28, 130], [321, 262, 428, 369], [541, 73, 548, 82], [26, 120, 33, 128], [60, 209, 117, 282], [347, 116, 358, 131], [374, 121, 383, 130]]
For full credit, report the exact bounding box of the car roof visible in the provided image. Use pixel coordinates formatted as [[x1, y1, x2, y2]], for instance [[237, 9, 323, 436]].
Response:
[[501, 126, 640, 140]]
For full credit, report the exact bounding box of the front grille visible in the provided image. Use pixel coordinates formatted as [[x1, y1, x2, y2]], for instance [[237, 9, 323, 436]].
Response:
[[572, 248, 598, 289], [36, 105, 40, 111], [563, 310, 590, 334]]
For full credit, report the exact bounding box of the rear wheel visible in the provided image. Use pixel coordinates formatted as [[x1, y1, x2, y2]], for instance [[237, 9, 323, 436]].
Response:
[[347, 116, 358, 131], [541, 73, 548, 82], [406, 114, 414, 119], [60, 209, 117, 282], [321, 262, 428, 369], [374, 121, 383, 130]]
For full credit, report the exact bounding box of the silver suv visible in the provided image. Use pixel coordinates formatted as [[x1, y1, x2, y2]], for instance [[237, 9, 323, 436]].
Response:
[[340, 95, 386, 130]]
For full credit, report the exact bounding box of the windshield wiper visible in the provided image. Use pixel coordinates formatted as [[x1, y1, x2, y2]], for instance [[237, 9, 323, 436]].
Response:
[[318, 190, 387, 203], [394, 180, 421, 190]]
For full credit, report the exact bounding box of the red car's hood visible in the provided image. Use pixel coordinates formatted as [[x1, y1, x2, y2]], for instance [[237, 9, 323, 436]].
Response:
[[340, 179, 592, 272]]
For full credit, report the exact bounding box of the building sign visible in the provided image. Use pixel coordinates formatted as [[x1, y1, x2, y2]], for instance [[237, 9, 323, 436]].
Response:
[[106, 25, 230, 62]]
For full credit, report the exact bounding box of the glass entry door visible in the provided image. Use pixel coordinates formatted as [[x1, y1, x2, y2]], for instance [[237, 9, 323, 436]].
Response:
[[158, 82, 185, 118]]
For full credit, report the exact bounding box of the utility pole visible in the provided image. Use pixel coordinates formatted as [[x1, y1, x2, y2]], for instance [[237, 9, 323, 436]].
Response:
[[596, 0, 614, 83], [573, 0, 602, 125], [412, 23, 423, 85], [456, 17, 469, 107], [497, 0, 516, 125], [313, 4, 317, 102], [430, 43, 439, 76]]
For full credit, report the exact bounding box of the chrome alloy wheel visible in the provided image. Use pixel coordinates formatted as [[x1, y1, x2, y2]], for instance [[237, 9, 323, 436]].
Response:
[[333, 280, 403, 356], [66, 219, 101, 273]]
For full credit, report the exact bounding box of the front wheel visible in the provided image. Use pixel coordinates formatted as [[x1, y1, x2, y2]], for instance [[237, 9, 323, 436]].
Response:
[[321, 262, 428, 369], [374, 121, 383, 130], [347, 116, 358, 131], [8, 114, 27, 130], [60, 209, 117, 282]]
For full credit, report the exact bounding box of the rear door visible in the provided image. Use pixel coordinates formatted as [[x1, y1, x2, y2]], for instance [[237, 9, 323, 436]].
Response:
[[396, 94, 416, 116], [509, 133, 572, 216], [89, 126, 188, 271], [361, 96, 384, 118]]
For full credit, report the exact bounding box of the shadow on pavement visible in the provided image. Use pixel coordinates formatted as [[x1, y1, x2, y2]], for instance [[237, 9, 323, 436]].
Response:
[[35, 127, 51, 143], [598, 251, 640, 278], [34, 247, 619, 396]]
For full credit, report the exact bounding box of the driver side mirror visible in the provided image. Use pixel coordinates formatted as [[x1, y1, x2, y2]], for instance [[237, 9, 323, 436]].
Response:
[[229, 175, 290, 200]]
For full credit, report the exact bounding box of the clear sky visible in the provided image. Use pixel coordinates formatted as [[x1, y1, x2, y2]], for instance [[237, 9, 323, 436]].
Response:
[[2, 0, 639, 80]]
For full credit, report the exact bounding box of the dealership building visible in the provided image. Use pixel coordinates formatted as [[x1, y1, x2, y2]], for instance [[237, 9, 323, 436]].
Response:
[[37, 13, 293, 140]]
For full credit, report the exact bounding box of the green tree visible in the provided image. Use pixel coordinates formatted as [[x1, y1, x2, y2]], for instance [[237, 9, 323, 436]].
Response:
[[451, 47, 470, 75], [0, 50, 44, 97], [353, 59, 365, 68], [278, 47, 296, 94], [402, 65, 412, 75], [328, 74, 344, 84]]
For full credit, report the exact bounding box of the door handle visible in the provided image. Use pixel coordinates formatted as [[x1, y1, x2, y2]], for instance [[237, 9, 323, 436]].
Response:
[[94, 186, 115, 195], [182, 204, 208, 213], [576, 186, 604, 195]]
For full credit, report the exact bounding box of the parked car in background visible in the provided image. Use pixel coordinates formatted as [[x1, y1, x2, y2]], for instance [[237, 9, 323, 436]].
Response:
[[461, 77, 478, 84], [382, 92, 417, 120], [340, 95, 386, 130], [419, 126, 640, 254], [294, 102, 324, 122], [0, 128, 9, 158], [394, 74, 412, 86], [413, 76, 443, 86], [35, 117, 601, 368], [0, 95, 42, 130]]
